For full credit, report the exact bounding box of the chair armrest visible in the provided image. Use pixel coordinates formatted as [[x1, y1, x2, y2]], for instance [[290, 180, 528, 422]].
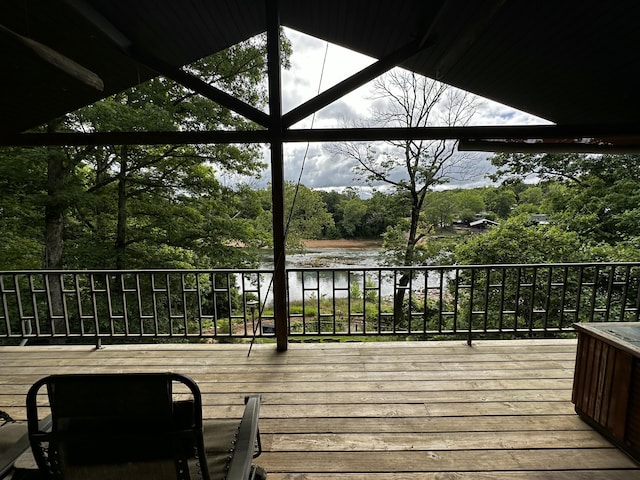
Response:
[[225, 396, 261, 480]]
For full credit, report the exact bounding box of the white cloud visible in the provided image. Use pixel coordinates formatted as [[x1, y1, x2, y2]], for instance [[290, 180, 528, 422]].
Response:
[[281, 29, 374, 126]]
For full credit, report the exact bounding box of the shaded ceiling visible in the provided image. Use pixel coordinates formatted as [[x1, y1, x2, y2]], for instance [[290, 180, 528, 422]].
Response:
[[1, 0, 639, 137]]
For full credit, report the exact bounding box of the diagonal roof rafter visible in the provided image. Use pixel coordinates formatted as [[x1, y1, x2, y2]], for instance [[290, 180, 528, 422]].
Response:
[[66, 0, 270, 128], [280, 0, 450, 130]]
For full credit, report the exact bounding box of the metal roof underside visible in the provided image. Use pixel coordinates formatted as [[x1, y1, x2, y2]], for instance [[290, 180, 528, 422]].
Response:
[[1, 0, 639, 149]]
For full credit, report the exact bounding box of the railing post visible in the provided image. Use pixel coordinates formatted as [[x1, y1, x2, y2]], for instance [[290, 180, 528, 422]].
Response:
[[19, 319, 32, 346], [467, 268, 474, 346]]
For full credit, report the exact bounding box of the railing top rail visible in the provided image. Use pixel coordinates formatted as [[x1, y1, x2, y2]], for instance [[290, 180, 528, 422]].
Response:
[[0, 269, 276, 275], [2, 262, 640, 276]]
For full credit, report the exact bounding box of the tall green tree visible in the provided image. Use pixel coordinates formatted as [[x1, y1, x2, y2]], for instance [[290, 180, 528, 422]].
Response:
[[490, 152, 640, 249], [362, 190, 404, 238], [255, 183, 334, 251], [482, 187, 516, 219], [333, 70, 479, 321], [518, 186, 544, 207], [453, 189, 485, 220], [318, 189, 399, 239], [35, 33, 292, 270], [0, 148, 47, 269], [339, 197, 368, 237], [422, 190, 456, 229]]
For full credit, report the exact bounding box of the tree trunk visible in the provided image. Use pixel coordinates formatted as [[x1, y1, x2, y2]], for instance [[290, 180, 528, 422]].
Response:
[[44, 121, 66, 335], [393, 196, 420, 327], [45, 160, 65, 269], [94, 146, 109, 267], [393, 272, 411, 330], [115, 146, 128, 270]]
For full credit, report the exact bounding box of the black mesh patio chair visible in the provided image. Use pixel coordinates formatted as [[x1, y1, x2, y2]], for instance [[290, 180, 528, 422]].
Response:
[[26, 373, 264, 480]]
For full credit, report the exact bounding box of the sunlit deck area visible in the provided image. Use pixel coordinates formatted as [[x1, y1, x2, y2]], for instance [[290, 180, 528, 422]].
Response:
[[2, 339, 639, 479]]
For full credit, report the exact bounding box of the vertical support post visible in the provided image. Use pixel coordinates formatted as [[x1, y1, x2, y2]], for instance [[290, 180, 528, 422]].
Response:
[[467, 269, 475, 346], [267, 0, 288, 351]]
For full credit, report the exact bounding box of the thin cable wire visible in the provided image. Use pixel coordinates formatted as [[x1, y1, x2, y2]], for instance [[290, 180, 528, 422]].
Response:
[[248, 42, 330, 356], [291, 42, 330, 191]]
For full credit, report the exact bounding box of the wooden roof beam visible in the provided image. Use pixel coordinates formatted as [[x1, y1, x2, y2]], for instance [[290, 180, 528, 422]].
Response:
[[3, 125, 640, 151], [458, 138, 640, 154]]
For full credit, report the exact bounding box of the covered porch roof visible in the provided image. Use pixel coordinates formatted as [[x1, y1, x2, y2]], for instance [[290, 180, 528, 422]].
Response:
[[1, 0, 639, 149]]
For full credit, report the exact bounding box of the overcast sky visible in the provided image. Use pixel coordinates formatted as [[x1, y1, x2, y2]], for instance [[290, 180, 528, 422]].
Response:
[[231, 28, 549, 195]]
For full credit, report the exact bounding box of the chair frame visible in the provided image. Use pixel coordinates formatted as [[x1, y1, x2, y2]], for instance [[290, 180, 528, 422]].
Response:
[[26, 373, 263, 480], [0, 413, 52, 479]]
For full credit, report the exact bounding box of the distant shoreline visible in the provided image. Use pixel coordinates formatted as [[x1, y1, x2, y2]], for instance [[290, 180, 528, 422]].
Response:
[[303, 239, 383, 249]]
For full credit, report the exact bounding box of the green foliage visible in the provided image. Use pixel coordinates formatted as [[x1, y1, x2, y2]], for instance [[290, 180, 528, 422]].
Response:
[[0, 34, 294, 272], [381, 221, 411, 266], [58, 35, 279, 269], [490, 152, 640, 249], [587, 237, 640, 262], [452, 216, 591, 333], [518, 186, 544, 206], [557, 170, 640, 246], [422, 191, 456, 229], [349, 280, 362, 300], [454, 189, 485, 217], [406, 297, 442, 332], [453, 215, 586, 265], [0, 148, 47, 268], [421, 189, 486, 230], [482, 187, 516, 219], [339, 197, 367, 237], [317, 189, 402, 239], [255, 182, 334, 250], [489, 152, 588, 184], [414, 234, 461, 265]]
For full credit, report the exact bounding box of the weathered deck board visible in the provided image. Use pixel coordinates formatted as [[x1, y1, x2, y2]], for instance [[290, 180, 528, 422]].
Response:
[[259, 449, 635, 472], [2, 339, 640, 478], [262, 430, 614, 451]]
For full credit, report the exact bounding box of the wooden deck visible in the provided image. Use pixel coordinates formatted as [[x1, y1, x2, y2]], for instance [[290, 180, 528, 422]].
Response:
[[2, 339, 640, 479]]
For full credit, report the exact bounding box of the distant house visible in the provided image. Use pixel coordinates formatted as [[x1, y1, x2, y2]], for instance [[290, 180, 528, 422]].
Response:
[[528, 214, 549, 225], [469, 218, 499, 229]]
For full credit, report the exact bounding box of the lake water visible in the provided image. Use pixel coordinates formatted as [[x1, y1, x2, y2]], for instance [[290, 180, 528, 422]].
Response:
[[253, 247, 445, 303], [255, 247, 384, 302], [259, 247, 384, 269]]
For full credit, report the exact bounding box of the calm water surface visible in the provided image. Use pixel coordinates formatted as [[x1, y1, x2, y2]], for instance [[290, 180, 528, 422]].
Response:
[[253, 247, 445, 303], [259, 247, 384, 269]]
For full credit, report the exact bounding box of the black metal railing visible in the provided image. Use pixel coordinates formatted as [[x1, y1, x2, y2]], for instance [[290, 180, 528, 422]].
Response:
[[0, 269, 275, 343], [287, 263, 640, 342], [1, 263, 639, 344]]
